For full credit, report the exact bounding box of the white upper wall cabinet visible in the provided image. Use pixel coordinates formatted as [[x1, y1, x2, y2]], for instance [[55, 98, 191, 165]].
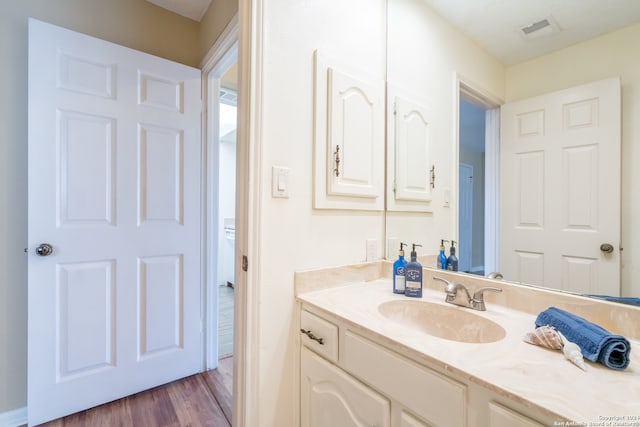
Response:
[[387, 88, 433, 212], [313, 51, 384, 210]]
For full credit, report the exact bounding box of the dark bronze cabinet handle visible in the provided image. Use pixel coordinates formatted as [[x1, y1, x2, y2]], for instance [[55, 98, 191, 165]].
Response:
[[300, 329, 324, 345]]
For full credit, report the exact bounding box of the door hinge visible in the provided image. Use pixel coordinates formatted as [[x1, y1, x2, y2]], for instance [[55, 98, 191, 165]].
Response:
[[242, 255, 248, 272], [430, 164, 436, 189]]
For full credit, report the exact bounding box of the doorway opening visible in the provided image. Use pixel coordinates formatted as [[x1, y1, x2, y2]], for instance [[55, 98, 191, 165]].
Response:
[[457, 82, 501, 277], [216, 81, 237, 358], [458, 97, 486, 274], [205, 42, 238, 371]]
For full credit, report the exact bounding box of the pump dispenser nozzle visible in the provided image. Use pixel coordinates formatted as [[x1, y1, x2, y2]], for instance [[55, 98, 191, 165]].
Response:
[[410, 243, 423, 260], [398, 242, 407, 256], [393, 242, 408, 294], [447, 240, 458, 271], [438, 240, 449, 269], [405, 244, 424, 298]]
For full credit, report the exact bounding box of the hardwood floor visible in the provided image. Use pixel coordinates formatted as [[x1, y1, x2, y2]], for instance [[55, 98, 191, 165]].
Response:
[[34, 356, 233, 427], [218, 284, 234, 357], [29, 286, 235, 426]]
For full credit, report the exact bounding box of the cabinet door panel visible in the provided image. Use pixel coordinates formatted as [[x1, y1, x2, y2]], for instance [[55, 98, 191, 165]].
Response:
[[313, 51, 384, 210], [301, 347, 390, 427], [327, 67, 383, 199], [394, 97, 432, 203]]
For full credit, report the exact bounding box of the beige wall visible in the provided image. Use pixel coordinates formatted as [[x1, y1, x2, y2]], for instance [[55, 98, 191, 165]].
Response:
[[385, 0, 505, 263], [257, 0, 387, 423], [0, 0, 235, 415], [198, 0, 238, 62], [505, 22, 640, 297]]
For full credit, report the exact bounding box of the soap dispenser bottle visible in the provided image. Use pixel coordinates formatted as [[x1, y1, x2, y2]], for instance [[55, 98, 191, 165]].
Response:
[[447, 240, 459, 272], [405, 244, 423, 298], [438, 240, 449, 270], [393, 242, 407, 294]]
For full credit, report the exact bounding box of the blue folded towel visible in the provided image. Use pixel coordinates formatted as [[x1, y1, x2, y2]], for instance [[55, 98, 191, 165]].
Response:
[[587, 295, 640, 306], [535, 307, 631, 370]]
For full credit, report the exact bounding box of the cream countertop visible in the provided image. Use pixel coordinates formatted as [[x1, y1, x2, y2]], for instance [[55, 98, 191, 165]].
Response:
[[297, 278, 640, 424]]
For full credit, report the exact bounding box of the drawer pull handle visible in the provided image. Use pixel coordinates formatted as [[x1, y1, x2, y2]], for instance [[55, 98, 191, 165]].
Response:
[[300, 328, 324, 345]]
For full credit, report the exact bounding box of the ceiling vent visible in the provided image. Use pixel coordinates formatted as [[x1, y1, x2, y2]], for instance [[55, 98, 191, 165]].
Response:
[[520, 16, 560, 39], [220, 88, 237, 106]]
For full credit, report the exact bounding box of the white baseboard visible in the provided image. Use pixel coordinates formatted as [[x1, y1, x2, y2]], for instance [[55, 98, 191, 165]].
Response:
[[0, 407, 27, 427]]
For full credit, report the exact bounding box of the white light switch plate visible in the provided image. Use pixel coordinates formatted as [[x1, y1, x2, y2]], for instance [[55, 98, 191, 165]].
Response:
[[272, 166, 290, 198]]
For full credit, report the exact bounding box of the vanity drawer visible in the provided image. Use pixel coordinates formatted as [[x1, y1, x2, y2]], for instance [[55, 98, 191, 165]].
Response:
[[488, 401, 546, 427], [344, 330, 466, 427], [300, 309, 338, 362]]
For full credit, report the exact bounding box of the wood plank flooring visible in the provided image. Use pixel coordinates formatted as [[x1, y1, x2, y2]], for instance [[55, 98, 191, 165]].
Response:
[[34, 356, 233, 427], [218, 284, 234, 357]]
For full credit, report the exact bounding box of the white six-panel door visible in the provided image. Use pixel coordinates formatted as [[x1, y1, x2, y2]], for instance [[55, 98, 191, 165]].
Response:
[[28, 19, 202, 425], [500, 78, 620, 295]]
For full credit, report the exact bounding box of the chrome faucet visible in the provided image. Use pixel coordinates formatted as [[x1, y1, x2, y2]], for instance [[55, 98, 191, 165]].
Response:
[[433, 277, 502, 311]]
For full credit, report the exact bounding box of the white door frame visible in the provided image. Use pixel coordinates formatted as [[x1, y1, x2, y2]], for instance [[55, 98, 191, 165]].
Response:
[[484, 107, 501, 273], [201, 4, 263, 425], [454, 76, 503, 275], [235, 1, 262, 424], [201, 12, 260, 427]]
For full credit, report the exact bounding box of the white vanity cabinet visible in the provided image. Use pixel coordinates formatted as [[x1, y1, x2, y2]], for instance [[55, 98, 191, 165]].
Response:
[[299, 306, 552, 427]]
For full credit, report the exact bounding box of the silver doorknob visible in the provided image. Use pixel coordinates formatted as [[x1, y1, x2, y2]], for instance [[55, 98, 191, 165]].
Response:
[[600, 243, 614, 254], [35, 243, 53, 257]]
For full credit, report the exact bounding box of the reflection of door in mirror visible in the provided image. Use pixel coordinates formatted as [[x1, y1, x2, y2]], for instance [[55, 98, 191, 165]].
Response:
[[458, 95, 492, 276], [501, 78, 621, 296], [458, 163, 474, 273]]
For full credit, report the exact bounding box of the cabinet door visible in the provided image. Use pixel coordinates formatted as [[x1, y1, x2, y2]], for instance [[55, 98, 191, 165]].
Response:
[[393, 96, 433, 204], [386, 87, 434, 213], [313, 51, 384, 211], [301, 347, 390, 427]]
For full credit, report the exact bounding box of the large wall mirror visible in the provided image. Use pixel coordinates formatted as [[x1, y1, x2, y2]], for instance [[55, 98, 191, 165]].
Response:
[[384, 0, 640, 302]]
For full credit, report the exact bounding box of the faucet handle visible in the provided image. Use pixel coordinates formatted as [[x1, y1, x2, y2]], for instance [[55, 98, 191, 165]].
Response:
[[433, 276, 450, 286], [473, 286, 502, 300], [473, 286, 502, 299], [434, 277, 457, 298], [471, 287, 502, 311]]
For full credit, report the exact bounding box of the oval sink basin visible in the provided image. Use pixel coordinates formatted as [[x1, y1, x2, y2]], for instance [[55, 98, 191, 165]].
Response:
[[378, 300, 506, 343]]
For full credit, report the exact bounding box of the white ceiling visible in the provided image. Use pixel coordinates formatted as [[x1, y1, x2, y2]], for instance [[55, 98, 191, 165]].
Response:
[[423, 0, 640, 64], [148, 0, 640, 64], [146, 0, 212, 21]]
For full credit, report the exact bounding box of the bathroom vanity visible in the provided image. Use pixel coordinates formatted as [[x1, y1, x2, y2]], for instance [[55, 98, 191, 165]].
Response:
[[295, 263, 640, 427]]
